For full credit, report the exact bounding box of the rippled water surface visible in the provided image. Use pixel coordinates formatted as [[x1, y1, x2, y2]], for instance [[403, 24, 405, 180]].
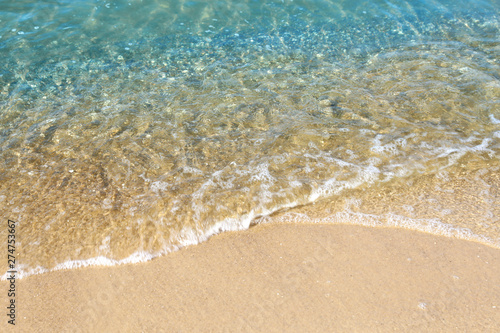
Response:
[[1, 0, 499, 277]]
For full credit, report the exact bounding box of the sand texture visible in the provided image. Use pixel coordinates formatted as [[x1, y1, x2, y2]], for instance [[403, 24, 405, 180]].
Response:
[[2, 223, 500, 332]]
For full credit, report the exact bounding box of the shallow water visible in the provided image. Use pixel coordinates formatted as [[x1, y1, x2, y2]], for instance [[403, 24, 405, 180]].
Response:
[[1, 0, 499, 278]]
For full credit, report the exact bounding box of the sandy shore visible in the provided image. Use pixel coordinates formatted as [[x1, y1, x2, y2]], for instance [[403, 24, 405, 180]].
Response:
[[2, 222, 499, 332]]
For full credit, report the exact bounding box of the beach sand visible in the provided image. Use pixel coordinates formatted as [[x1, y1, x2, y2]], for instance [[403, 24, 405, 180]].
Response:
[[3, 222, 500, 332]]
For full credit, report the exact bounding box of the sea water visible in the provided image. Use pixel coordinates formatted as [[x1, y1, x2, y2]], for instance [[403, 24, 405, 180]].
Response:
[[0, 0, 499, 278]]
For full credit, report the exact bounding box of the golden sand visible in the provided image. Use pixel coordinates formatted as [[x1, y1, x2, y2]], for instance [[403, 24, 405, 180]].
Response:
[[3, 222, 499, 332]]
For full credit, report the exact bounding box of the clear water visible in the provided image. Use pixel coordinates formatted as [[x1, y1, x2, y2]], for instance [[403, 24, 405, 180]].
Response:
[[1, 0, 499, 278]]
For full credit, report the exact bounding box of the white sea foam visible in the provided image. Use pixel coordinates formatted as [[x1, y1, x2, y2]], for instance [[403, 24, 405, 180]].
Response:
[[1, 252, 156, 281], [309, 164, 380, 201], [264, 209, 499, 249], [182, 166, 203, 175], [250, 162, 275, 183], [434, 138, 495, 168], [150, 180, 170, 193], [490, 114, 500, 125]]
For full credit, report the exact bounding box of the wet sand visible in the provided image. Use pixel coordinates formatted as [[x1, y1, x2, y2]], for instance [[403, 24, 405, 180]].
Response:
[[3, 222, 500, 332]]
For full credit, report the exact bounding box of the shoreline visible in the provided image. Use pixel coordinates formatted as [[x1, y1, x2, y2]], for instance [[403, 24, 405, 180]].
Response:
[[5, 164, 499, 282], [4, 222, 500, 332]]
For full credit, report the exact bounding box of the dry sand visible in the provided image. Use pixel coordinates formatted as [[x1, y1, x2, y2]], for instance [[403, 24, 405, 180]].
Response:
[[2, 222, 500, 332]]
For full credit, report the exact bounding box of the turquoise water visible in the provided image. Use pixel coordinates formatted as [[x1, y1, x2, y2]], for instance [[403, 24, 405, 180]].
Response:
[[0, 0, 499, 278]]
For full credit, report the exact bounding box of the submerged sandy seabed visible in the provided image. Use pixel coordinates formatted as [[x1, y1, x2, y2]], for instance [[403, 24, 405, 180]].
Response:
[[2, 222, 500, 332]]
